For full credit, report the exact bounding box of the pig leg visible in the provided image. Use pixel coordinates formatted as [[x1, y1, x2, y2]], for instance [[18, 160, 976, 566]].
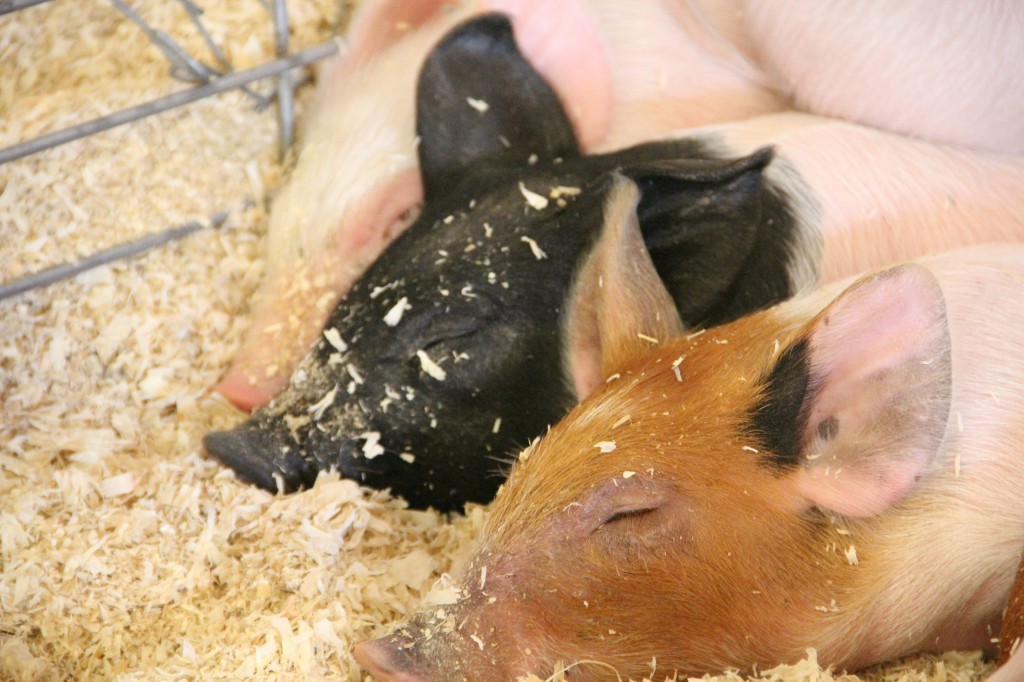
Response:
[[214, 169, 422, 410]]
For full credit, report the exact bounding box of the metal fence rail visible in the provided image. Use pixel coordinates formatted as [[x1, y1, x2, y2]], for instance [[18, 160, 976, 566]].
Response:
[[0, 41, 338, 166], [0, 0, 341, 299]]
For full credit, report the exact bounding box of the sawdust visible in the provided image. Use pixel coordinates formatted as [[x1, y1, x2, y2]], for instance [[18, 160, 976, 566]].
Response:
[[0, 1, 1000, 680]]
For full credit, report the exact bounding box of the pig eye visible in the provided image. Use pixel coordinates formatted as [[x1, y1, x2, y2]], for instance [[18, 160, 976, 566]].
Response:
[[416, 315, 483, 349], [599, 505, 660, 529], [400, 310, 485, 351]]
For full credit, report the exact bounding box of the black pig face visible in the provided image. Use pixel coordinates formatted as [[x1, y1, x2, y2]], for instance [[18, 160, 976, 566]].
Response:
[[204, 14, 795, 510]]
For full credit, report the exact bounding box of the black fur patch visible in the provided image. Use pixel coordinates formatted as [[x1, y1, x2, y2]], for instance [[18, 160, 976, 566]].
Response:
[[747, 339, 811, 470], [816, 415, 839, 441]]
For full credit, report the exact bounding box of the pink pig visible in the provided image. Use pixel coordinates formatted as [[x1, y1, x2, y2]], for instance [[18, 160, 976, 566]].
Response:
[[746, 0, 1024, 155], [356, 235, 1024, 680]]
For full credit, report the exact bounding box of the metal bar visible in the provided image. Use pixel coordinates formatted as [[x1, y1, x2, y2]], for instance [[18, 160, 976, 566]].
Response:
[[0, 212, 229, 301], [109, 0, 271, 108], [0, 0, 52, 16], [0, 40, 338, 166], [272, 0, 295, 159], [177, 0, 232, 72]]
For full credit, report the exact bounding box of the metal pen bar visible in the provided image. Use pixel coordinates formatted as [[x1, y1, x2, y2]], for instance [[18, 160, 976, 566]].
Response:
[[0, 0, 52, 16], [109, 0, 271, 109], [177, 0, 232, 72], [0, 40, 338, 166], [0, 211, 229, 301], [272, 0, 294, 159]]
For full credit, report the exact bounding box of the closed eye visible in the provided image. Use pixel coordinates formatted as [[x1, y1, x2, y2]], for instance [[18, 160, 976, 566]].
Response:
[[419, 317, 482, 349], [600, 506, 659, 528], [400, 312, 484, 353]]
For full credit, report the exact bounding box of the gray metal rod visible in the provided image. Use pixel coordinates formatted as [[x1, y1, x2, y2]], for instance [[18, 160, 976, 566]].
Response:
[[272, 0, 295, 159], [0, 0, 52, 16], [0, 212, 229, 301], [0, 40, 339, 166]]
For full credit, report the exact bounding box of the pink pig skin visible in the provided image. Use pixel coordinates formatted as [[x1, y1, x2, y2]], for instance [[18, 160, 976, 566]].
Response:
[[746, 0, 1024, 155], [213, 0, 785, 410], [355, 241, 1024, 681], [691, 113, 1024, 286]]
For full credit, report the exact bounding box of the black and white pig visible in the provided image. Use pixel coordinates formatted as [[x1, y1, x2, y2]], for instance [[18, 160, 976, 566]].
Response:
[[204, 15, 1024, 510]]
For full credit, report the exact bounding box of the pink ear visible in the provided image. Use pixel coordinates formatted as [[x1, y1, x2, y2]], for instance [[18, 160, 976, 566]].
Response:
[[483, 0, 612, 149], [564, 176, 684, 399], [345, 0, 460, 62], [794, 264, 952, 517], [345, 0, 613, 149]]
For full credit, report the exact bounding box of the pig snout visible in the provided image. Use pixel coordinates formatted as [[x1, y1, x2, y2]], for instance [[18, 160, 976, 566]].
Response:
[[355, 547, 580, 681], [202, 423, 318, 493], [355, 631, 473, 682], [355, 636, 430, 682]]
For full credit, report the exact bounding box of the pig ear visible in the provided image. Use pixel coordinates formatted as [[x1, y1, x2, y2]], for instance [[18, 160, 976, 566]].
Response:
[[415, 13, 579, 201], [625, 147, 780, 327], [752, 264, 952, 517], [344, 0, 455, 62], [564, 175, 684, 398]]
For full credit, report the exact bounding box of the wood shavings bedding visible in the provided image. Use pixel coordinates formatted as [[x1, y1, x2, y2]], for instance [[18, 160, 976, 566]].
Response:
[[0, 2, 999, 680]]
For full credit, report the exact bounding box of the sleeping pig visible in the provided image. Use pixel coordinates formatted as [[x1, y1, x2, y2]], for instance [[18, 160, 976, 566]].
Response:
[[204, 14, 1024, 511], [215, 0, 784, 410], [217, 0, 1023, 410], [204, 14, 785, 509], [354, 238, 1024, 680]]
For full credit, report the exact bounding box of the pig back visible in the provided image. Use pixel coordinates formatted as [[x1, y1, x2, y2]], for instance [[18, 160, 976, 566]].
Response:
[[746, 0, 1024, 153]]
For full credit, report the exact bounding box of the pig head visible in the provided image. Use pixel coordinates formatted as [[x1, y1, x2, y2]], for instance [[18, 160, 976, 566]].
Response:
[[203, 15, 800, 510], [356, 240, 1024, 679]]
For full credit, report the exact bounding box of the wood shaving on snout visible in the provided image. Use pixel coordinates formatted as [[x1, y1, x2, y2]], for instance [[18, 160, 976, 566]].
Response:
[[0, 2, 998, 680]]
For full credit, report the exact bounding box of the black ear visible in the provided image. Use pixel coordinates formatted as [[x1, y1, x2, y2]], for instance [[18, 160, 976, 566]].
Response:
[[619, 147, 797, 327], [415, 13, 579, 201]]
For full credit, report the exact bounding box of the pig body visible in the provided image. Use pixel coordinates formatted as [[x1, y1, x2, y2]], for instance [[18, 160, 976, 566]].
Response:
[[216, 0, 784, 410], [205, 14, 1024, 511], [745, 0, 1024, 155], [356, 242, 1024, 680]]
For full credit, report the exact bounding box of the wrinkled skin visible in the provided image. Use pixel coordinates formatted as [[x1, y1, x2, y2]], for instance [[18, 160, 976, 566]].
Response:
[[356, 244, 1024, 680], [203, 15, 793, 510]]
